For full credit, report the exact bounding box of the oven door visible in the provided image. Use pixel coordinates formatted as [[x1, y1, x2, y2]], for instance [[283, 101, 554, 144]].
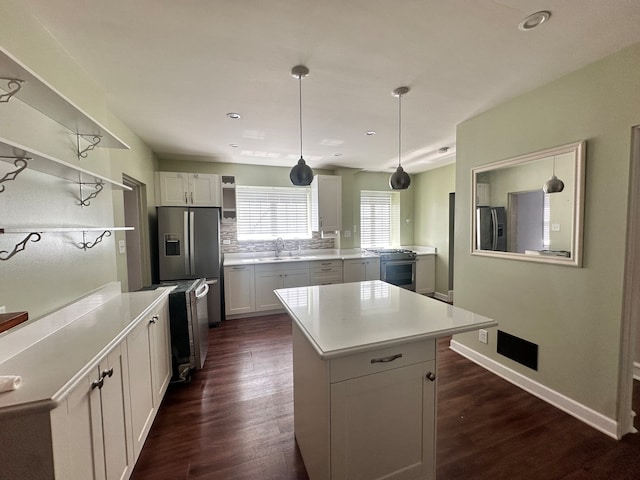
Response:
[[381, 260, 416, 291]]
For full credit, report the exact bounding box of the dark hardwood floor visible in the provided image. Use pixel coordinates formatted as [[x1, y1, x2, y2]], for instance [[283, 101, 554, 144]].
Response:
[[131, 314, 640, 480]]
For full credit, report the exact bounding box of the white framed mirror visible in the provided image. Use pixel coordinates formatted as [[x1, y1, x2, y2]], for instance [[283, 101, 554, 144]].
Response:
[[471, 141, 586, 266]]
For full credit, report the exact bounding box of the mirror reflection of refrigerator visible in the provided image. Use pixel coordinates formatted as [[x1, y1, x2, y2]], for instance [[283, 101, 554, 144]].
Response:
[[477, 206, 506, 251], [157, 206, 223, 328]]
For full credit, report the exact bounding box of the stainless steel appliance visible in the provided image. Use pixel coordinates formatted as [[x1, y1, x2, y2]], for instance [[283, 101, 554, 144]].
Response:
[[165, 278, 209, 382], [158, 206, 223, 327], [476, 206, 507, 251], [369, 248, 417, 291]]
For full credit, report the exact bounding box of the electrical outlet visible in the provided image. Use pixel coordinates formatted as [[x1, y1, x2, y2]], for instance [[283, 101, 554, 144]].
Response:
[[118, 240, 126, 254], [222, 239, 231, 245], [552, 223, 561, 232], [479, 329, 488, 344]]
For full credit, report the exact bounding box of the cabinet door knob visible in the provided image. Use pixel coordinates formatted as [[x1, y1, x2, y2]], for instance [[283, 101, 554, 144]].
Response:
[[426, 372, 436, 382], [91, 377, 104, 390], [101, 368, 114, 379]]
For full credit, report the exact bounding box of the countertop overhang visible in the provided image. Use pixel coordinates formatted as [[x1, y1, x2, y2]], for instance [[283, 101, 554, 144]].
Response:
[[275, 280, 498, 359]]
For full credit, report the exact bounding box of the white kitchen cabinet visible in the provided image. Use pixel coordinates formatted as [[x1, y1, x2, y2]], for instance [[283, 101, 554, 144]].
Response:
[[155, 171, 221, 207], [224, 264, 256, 315], [51, 344, 134, 480], [310, 259, 343, 285], [221, 175, 237, 223], [343, 257, 380, 283], [255, 262, 310, 312], [127, 301, 170, 460], [415, 254, 436, 295], [311, 175, 342, 232], [292, 324, 436, 480]]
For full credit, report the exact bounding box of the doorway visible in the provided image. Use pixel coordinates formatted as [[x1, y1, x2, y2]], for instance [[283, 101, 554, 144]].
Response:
[[122, 174, 145, 292], [619, 125, 640, 437]]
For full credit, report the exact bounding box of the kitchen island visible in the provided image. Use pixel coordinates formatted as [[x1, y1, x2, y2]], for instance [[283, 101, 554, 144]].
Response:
[[275, 280, 498, 480]]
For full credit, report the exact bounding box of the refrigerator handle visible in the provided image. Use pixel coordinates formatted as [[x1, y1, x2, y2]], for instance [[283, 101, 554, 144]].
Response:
[[183, 210, 190, 275], [491, 208, 498, 251], [189, 211, 196, 274]]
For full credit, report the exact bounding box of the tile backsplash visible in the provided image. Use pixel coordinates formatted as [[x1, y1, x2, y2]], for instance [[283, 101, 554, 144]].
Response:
[[220, 222, 334, 254]]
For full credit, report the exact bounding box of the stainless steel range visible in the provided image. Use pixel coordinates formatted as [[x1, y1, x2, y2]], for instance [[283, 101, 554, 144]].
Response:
[[367, 248, 417, 291]]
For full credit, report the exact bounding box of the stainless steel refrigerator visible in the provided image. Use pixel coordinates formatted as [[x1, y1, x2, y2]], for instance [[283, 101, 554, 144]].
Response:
[[158, 206, 223, 327], [476, 206, 507, 251]]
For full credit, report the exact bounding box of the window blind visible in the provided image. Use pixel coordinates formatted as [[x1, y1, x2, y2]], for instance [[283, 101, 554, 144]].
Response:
[[360, 190, 392, 248], [236, 186, 311, 240]]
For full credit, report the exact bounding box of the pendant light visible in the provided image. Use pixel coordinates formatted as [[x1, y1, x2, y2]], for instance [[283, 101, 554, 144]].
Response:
[[289, 65, 314, 186], [543, 156, 564, 193], [389, 86, 411, 190]]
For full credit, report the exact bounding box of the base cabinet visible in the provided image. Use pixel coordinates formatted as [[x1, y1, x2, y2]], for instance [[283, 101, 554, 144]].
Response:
[[415, 255, 435, 295], [127, 301, 170, 459], [0, 296, 171, 480], [292, 323, 436, 480], [224, 265, 256, 316], [51, 344, 134, 480], [343, 258, 380, 283], [255, 263, 310, 312]]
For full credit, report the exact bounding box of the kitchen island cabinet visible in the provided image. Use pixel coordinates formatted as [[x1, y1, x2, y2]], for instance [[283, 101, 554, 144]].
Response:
[[276, 281, 497, 480]]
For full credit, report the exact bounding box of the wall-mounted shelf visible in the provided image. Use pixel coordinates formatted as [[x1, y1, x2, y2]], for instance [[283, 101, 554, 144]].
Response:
[[0, 227, 134, 260], [0, 136, 131, 201], [221, 175, 237, 223], [0, 47, 130, 150]]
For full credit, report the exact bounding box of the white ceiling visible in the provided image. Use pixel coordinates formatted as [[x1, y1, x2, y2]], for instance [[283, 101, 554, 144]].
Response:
[[22, 0, 640, 174]]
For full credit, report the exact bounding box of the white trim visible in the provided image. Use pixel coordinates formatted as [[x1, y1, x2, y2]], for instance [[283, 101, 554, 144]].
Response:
[[433, 292, 451, 303], [634, 362, 640, 381], [450, 339, 623, 440]]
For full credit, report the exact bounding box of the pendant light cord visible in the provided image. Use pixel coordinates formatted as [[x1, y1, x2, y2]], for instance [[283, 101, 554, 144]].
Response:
[[398, 93, 402, 168], [298, 74, 303, 159]]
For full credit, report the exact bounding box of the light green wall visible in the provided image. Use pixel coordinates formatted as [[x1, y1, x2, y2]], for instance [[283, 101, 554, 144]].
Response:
[[158, 158, 416, 248], [0, 0, 157, 318], [454, 42, 640, 420], [414, 163, 455, 296]]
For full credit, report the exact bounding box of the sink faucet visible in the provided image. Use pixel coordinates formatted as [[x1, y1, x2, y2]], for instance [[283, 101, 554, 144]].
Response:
[[275, 237, 285, 257]]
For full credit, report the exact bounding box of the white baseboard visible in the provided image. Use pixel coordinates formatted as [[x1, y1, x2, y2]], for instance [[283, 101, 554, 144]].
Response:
[[449, 339, 621, 440], [634, 362, 640, 381]]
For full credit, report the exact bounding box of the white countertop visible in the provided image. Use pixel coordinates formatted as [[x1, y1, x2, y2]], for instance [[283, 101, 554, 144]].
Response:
[[275, 280, 497, 359], [224, 246, 436, 266], [0, 287, 171, 415]]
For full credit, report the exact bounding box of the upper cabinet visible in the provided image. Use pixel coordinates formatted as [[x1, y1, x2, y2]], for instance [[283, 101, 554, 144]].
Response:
[[221, 176, 237, 223], [311, 175, 342, 232], [155, 172, 221, 207]]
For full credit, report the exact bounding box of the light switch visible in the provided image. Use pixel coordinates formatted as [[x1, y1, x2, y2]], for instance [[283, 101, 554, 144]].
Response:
[[118, 239, 126, 254], [551, 224, 561, 232]]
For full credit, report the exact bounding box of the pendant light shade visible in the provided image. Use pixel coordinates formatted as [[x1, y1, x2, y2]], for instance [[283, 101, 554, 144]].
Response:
[[289, 65, 314, 186], [543, 156, 564, 193], [389, 86, 411, 190]]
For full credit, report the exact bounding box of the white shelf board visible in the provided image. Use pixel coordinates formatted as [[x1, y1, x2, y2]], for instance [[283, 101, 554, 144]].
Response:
[[0, 47, 129, 150], [0, 136, 131, 190], [0, 227, 134, 234]]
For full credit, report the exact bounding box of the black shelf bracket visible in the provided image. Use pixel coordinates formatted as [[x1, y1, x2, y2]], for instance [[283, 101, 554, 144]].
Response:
[[0, 77, 24, 103], [0, 156, 29, 193], [0, 232, 41, 261]]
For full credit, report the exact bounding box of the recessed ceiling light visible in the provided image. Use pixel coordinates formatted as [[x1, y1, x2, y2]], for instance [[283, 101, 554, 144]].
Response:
[[365, 131, 376, 136], [229, 144, 239, 148], [226, 112, 241, 119], [334, 153, 342, 157], [518, 11, 551, 31]]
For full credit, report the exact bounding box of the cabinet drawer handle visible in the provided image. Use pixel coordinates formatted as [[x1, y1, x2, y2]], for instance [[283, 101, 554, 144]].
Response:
[[426, 372, 436, 382], [184, 192, 188, 204], [190, 192, 194, 204], [370, 353, 403, 364], [101, 368, 114, 379], [91, 378, 104, 390], [321, 268, 332, 272], [321, 262, 331, 265], [232, 266, 245, 270]]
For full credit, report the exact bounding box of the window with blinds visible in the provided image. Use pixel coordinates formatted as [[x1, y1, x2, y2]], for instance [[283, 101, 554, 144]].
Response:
[[236, 185, 311, 240], [360, 190, 397, 248]]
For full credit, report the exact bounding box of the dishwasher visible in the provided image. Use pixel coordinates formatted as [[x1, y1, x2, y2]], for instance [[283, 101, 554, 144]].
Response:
[[166, 278, 209, 382]]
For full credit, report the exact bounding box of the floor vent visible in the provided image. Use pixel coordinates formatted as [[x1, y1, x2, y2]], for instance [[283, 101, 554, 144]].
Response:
[[497, 330, 538, 371]]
